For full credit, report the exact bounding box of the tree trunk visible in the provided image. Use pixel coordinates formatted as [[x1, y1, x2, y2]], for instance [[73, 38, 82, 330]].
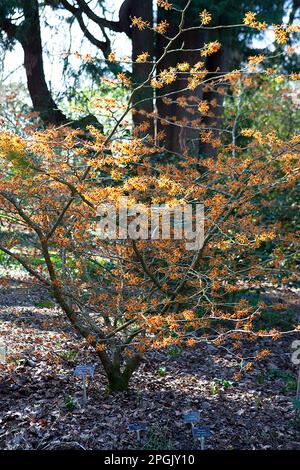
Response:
[[155, 2, 206, 156], [155, 4, 236, 158], [54, 286, 141, 393], [119, 0, 154, 136], [131, 0, 154, 135], [19, 0, 67, 125], [106, 352, 142, 392], [107, 370, 131, 392]]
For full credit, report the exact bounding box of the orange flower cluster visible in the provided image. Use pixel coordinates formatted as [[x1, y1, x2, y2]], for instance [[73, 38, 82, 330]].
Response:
[[157, 0, 172, 10]]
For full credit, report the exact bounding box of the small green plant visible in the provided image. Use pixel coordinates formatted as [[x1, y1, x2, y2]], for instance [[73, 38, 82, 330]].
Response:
[[58, 349, 78, 363], [167, 346, 183, 358], [267, 368, 297, 393], [210, 378, 234, 396], [216, 378, 234, 389], [142, 425, 174, 450], [35, 299, 55, 309], [0, 251, 19, 268], [156, 366, 167, 377], [283, 380, 297, 393], [64, 394, 77, 411], [256, 374, 265, 385], [210, 382, 219, 396], [267, 368, 294, 381], [254, 395, 263, 408]]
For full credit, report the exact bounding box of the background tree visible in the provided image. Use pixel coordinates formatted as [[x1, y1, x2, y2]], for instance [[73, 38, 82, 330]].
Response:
[[0, 0, 66, 124], [1, 0, 299, 141]]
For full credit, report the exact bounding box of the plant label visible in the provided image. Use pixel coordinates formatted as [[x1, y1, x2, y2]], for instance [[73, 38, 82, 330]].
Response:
[[74, 364, 96, 378], [183, 411, 200, 424], [128, 423, 147, 432], [74, 364, 96, 405], [192, 426, 212, 438], [193, 426, 212, 450], [128, 423, 147, 442]]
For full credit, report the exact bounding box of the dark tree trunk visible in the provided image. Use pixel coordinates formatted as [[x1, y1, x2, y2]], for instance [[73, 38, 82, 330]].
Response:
[[131, 0, 154, 135], [106, 349, 142, 392], [19, 0, 67, 125], [119, 0, 154, 136], [155, 4, 236, 158], [107, 369, 131, 392], [155, 2, 206, 156]]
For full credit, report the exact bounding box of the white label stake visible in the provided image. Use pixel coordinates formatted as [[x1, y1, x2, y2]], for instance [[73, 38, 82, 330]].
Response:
[[74, 364, 96, 405], [82, 374, 87, 405], [192, 426, 212, 450], [0, 344, 6, 364]]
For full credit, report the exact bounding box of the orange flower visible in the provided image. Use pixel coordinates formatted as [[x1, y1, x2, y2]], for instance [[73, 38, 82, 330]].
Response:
[[131, 16, 149, 31], [186, 338, 197, 347], [255, 349, 271, 360], [199, 10, 212, 25], [201, 41, 221, 57], [157, 0, 172, 10]]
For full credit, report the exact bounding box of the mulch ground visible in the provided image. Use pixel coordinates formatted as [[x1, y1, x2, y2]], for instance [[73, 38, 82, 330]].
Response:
[[0, 272, 299, 450]]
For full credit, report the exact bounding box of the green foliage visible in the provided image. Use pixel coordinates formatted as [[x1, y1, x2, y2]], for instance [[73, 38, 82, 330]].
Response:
[[64, 83, 129, 135], [223, 78, 300, 269], [167, 346, 183, 358], [256, 373, 265, 385], [164, 0, 286, 30], [254, 395, 264, 408], [210, 378, 234, 395], [210, 381, 219, 396], [267, 367, 297, 392], [215, 378, 234, 389], [197, 0, 285, 27], [292, 397, 300, 410], [0, 251, 18, 267], [224, 77, 300, 142], [255, 308, 297, 331], [166, 0, 295, 66], [35, 299, 55, 309], [156, 366, 167, 377], [58, 349, 78, 363], [29, 253, 66, 270], [142, 424, 174, 450], [64, 394, 77, 411], [222, 288, 297, 331]]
